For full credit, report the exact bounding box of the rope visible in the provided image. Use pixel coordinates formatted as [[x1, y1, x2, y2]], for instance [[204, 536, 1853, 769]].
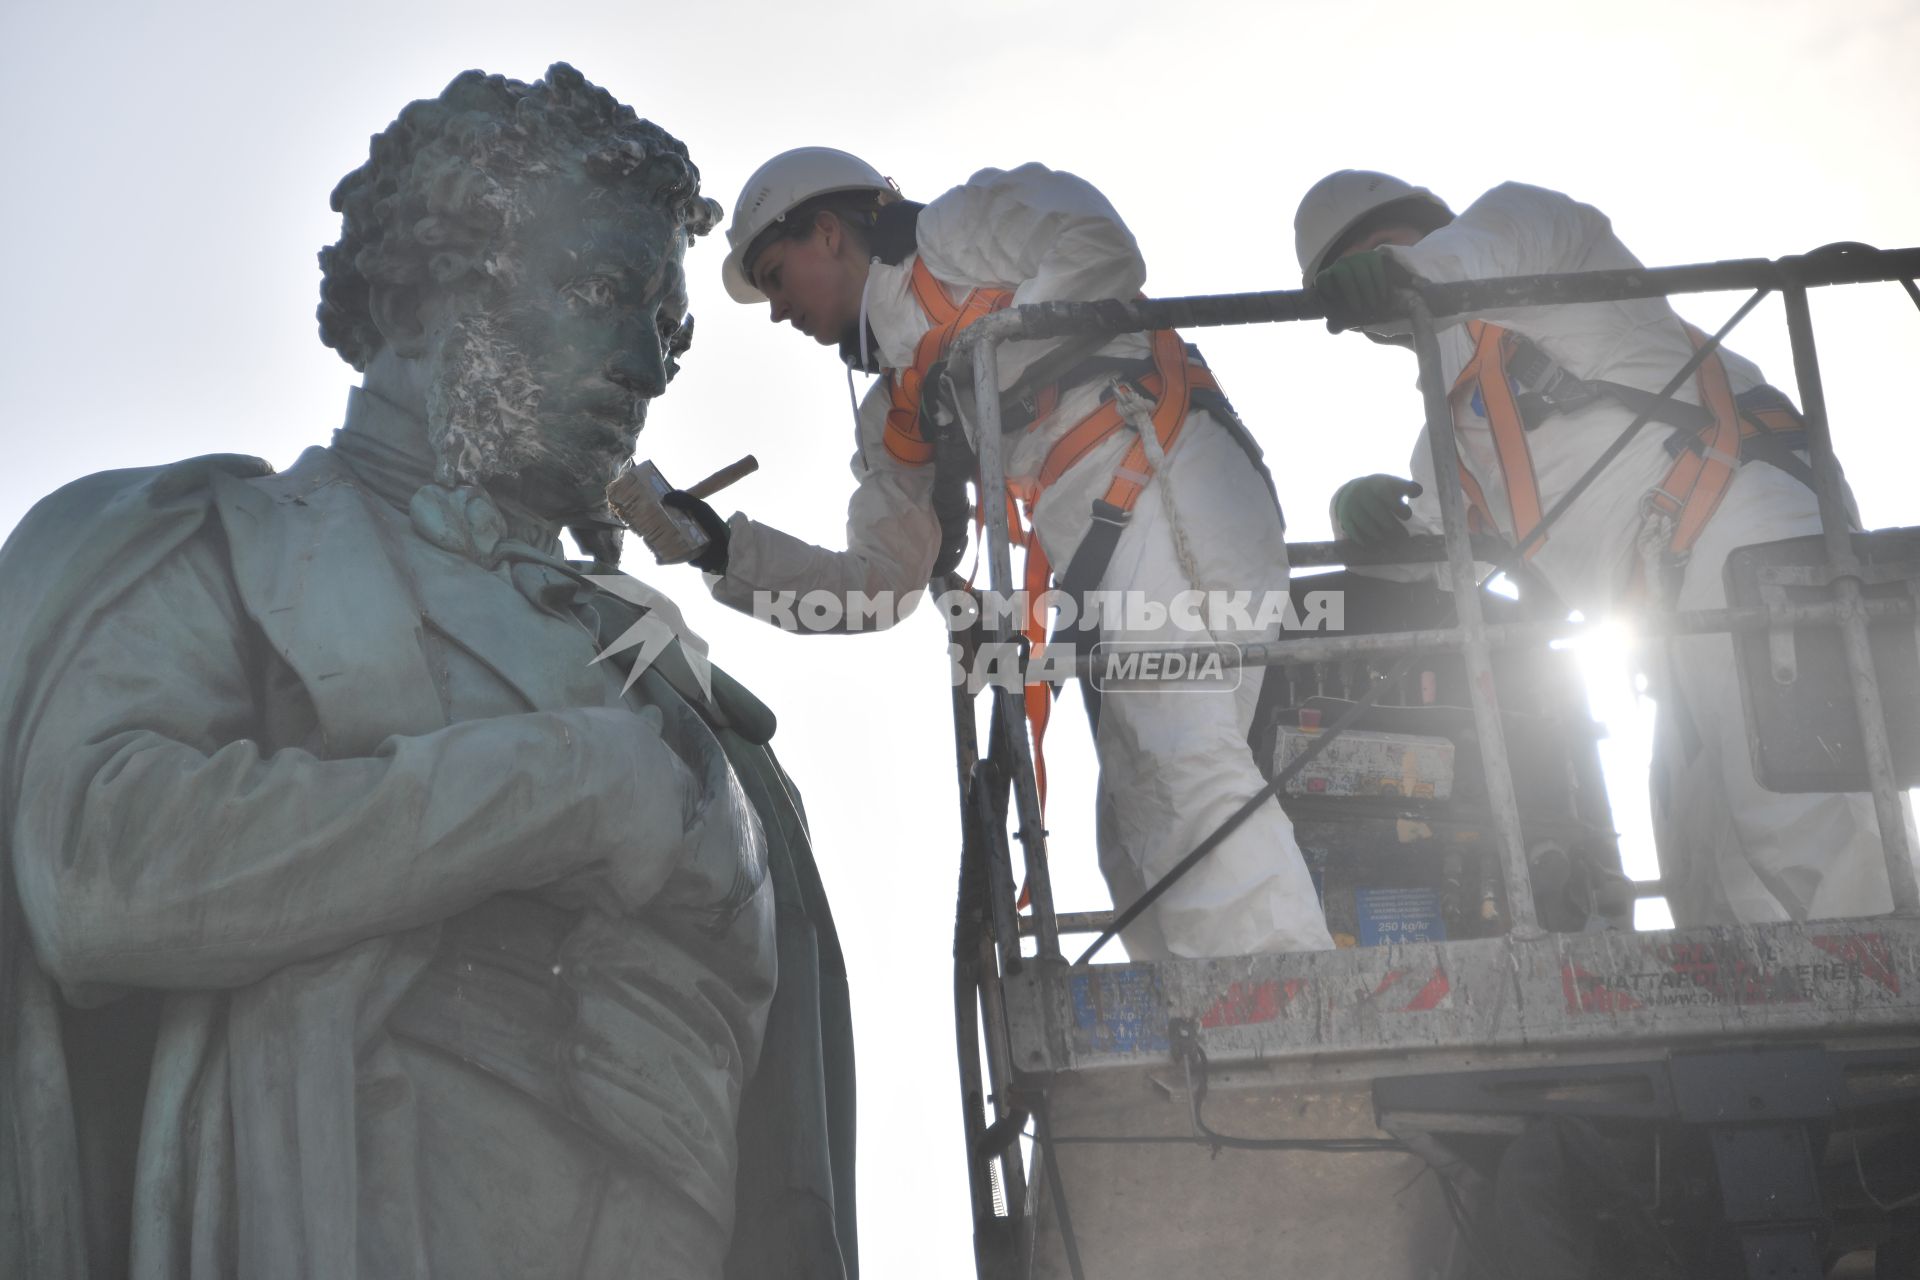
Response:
[[1112, 381, 1218, 639]]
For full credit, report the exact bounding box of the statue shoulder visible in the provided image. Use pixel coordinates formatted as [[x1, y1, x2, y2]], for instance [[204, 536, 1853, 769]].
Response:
[[147, 452, 276, 501], [0, 453, 283, 735], [1, 453, 273, 570], [13, 450, 265, 526]]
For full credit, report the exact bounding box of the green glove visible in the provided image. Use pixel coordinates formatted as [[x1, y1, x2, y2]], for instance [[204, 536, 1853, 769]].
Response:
[[1312, 249, 1406, 332], [1332, 474, 1423, 547]]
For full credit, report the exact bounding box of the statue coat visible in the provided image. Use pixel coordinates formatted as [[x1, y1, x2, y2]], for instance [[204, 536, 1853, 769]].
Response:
[[0, 446, 856, 1278]]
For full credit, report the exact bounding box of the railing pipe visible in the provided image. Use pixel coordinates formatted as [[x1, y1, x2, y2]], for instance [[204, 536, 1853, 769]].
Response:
[[1066, 596, 1920, 678], [1780, 282, 1920, 914], [941, 248, 1920, 353], [1287, 533, 1520, 567], [1406, 292, 1542, 939], [968, 347, 1064, 958], [1418, 246, 1920, 320]]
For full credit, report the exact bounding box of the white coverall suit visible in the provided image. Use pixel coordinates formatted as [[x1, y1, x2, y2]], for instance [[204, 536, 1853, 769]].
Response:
[[709, 164, 1333, 958], [1371, 181, 1911, 925]]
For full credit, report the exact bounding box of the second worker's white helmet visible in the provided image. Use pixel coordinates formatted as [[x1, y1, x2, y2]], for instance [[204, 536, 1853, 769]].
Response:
[[1294, 170, 1452, 285], [721, 147, 897, 304]]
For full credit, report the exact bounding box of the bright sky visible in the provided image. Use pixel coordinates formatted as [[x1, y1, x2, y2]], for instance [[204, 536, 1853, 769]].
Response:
[[3, 1, 1917, 1274]]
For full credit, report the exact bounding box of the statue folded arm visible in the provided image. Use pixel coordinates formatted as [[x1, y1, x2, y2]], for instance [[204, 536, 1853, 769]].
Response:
[[11, 530, 698, 998]]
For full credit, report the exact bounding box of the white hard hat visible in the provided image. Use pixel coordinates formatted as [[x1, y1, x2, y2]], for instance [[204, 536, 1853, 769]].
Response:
[[721, 147, 895, 304], [1294, 170, 1452, 284]]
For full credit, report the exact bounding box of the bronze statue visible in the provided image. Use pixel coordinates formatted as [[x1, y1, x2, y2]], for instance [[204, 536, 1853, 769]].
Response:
[[0, 64, 854, 1279]]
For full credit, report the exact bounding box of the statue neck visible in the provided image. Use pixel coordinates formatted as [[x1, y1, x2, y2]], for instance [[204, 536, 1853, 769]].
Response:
[[335, 349, 566, 556], [333, 350, 437, 506]]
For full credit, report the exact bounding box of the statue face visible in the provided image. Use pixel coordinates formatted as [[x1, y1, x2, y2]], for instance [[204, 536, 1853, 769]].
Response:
[[426, 183, 691, 522]]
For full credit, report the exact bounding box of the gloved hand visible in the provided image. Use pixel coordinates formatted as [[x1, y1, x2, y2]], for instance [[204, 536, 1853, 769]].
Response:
[[1312, 249, 1411, 332], [1331, 474, 1423, 547], [661, 490, 731, 573]]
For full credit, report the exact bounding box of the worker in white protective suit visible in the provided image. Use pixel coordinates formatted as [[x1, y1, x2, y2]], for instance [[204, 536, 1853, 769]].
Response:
[[644, 147, 1334, 959], [1295, 170, 1915, 926]]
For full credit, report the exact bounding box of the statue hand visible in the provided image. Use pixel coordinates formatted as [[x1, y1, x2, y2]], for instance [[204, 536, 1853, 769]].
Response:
[[603, 703, 765, 920]]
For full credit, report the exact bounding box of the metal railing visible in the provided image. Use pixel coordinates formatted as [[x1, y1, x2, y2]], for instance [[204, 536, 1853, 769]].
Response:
[[943, 244, 1920, 1276], [949, 244, 1920, 966]]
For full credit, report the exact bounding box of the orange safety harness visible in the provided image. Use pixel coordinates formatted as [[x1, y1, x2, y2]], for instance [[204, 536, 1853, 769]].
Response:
[[882, 258, 1219, 809], [1450, 319, 1795, 567]]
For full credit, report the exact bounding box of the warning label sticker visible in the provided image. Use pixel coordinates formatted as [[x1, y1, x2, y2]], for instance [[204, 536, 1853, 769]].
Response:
[[1559, 933, 1903, 1014]]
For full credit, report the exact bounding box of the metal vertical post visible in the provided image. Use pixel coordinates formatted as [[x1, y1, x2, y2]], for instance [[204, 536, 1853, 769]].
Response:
[[1031, 1096, 1088, 1280], [969, 342, 1065, 958], [1405, 293, 1543, 938], [1780, 283, 1920, 914], [948, 637, 1007, 1253]]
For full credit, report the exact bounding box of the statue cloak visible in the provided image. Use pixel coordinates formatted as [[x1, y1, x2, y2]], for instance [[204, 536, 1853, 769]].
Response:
[[0, 451, 856, 1278]]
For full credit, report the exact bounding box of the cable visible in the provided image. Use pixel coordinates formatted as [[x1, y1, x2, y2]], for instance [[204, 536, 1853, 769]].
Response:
[[1428, 1162, 1508, 1280], [1174, 1019, 1410, 1156], [1074, 653, 1419, 965], [1048, 1133, 1406, 1153], [1851, 1128, 1920, 1213]]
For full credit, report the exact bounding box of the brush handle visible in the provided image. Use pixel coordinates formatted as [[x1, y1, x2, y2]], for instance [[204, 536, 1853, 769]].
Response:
[[685, 454, 759, 501]]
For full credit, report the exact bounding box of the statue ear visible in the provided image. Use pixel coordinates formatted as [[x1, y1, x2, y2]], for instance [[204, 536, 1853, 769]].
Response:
[[369, 283, 433, 359]]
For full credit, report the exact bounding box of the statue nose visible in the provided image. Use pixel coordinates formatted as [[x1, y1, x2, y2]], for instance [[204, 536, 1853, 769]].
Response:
[[606, 341, 667, 398]]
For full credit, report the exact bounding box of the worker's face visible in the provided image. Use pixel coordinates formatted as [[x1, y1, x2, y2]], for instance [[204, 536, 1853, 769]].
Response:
[[1335, 222, 1428, 261], [752, 212, 870, 346]]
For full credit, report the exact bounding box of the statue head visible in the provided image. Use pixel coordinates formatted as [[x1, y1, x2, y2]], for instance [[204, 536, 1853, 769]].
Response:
[[318, 63, 722, 524]]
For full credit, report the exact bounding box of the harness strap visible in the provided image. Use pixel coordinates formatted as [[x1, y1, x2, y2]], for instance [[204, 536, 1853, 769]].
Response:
[[1666, 386, 1814, 486], [1453, 322, 1547, 556], [1454, 319, 1754, 563], [1730, 404, 1817, 491], [1506, 332, 1715, 433], [1013, 327, 1208, 815], [881, 258, 1224, 875], [1458, 465, 1497, 536], [1034, 330, 1211, 497], [1642, 323, 1743, 555], [1023, 525, 1055, 809], [882, 260, 1014, 465]]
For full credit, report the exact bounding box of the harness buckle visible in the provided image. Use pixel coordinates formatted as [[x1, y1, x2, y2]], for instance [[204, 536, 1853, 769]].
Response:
[[1634, 501, 1688, 608], [1640, 486, 1685, 520]]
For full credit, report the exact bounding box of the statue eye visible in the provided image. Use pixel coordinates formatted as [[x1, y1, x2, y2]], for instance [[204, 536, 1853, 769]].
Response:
[[559, 275, 617, 312]]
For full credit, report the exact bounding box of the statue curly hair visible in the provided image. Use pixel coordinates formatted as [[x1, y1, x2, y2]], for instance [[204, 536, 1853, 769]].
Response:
[[318, 62, 722, 371]]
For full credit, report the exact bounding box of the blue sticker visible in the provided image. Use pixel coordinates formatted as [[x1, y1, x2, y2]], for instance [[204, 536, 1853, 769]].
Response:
[[1070, 968, 1169, 1056], [1356, 887, 1447, 947]]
